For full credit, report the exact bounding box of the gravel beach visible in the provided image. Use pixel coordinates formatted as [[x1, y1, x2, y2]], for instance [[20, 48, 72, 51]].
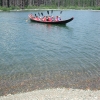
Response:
[[0, 88, 100, 100]]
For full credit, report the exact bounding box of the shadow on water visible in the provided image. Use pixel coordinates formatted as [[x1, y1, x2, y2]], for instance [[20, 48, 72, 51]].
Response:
[[28, 21, 73, 31]]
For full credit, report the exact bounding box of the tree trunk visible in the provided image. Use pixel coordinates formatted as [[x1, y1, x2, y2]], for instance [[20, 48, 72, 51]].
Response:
[[0, 0, 100, 8], [7, 0, 9, 7], [0, 0, 2, 6]]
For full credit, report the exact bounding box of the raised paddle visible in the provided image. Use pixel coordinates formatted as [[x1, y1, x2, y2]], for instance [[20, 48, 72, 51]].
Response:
[[51, 10, 53, 16], [35, 14, 37, 17], [51, 10, 53, 14], [41, 12, 43, 16], [38, 12, 40, 16], [60, 11, 62, 14], [47, 10, 49, 15]]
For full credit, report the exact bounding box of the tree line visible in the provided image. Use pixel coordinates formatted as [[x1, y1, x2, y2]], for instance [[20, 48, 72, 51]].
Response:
[[0, 0, 100, 9]]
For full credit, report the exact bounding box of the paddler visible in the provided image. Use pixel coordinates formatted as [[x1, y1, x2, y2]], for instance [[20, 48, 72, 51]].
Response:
[[46, 16, 49, 21], [35, 16, 39, 21], [48, 16, 52, 21], [42, 16, 46, 21], [55, 16, 59, 21], [58, 16, 61, 21], [51, 16, 55, 21]]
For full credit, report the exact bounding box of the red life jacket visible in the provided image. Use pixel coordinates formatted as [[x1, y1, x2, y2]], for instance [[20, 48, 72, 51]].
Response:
[[48, 17, 52, 22]]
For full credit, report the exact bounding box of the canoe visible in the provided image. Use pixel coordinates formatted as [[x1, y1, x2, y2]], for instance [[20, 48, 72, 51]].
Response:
[[28, 14, 74, 24]]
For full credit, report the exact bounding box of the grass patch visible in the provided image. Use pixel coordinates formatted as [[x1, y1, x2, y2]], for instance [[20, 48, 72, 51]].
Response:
[[0, 7, 10, 11], [0, 6, 20, 11]]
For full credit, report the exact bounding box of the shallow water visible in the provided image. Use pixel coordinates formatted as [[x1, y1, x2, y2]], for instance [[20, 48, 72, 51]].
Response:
[[0, 10, 100, 96]]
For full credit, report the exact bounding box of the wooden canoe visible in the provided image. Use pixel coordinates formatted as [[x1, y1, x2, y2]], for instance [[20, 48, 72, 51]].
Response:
[[28, 14, 74, 24]]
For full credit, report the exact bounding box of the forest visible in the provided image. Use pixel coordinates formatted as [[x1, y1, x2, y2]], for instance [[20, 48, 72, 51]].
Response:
[[0, 0, 100, 10]]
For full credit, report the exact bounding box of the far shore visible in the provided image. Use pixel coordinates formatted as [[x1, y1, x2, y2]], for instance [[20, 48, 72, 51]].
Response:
[[0, 8, 100, 12], [0, 88, 100, 100]]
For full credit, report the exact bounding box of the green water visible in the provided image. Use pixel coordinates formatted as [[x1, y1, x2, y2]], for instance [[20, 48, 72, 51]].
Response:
[[0, 10, 100, 96]]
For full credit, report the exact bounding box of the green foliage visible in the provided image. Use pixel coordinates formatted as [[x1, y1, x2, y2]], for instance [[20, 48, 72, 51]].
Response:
[[15, 6, 20, 10], [0, 0, 100, 11], [95, 7, 100, 10], [0, 7, 10, 11], [24, 4, 58, 9], [25, 5, 44, 9], [0, 6, 21, 11], [59, 6, 66, 9], [10, 6, 15, 10], [68, 6, 77, 9]]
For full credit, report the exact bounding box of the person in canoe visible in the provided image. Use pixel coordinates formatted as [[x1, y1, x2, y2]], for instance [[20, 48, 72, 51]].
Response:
[[30, 13, 35, 19], [55, 16, 61, 21], [58, 16, 61, 21], [29, 13, 62, 22], [42, 16, 46, 21], [46, 16, 49, 21], [34, 16, 40, 21], [44, 16, 52, 22], [48, 16, 52, 22], [51, 16, 55, 22]]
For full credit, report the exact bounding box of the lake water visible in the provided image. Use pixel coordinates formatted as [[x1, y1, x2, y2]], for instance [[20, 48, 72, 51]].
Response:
[[0, 10, 100, 96]]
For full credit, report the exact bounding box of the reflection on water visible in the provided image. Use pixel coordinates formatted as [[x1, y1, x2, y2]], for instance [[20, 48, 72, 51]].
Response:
[[0, 10, 100, 96]]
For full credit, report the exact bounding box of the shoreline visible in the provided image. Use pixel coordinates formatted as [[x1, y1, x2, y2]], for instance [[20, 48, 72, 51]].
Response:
[[0, 8, 100, 12], [0, 88, 100, 100]]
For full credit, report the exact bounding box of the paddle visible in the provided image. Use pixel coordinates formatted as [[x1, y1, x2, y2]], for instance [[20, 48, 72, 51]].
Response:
[[35, 14, 37, 17], [47, 10, 49, 15], [51, 10, 53, 14], [60, 11, 62, 14], [41, 12, 43, 16], [51, 10, 53, 16], [38, 12, 40, 16]]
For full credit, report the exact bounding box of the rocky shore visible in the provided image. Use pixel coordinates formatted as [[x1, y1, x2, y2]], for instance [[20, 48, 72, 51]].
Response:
[[0, 88, 100, 100]]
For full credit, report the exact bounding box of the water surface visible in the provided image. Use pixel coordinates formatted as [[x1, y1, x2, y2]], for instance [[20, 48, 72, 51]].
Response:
[[0, 10, 100, 96]]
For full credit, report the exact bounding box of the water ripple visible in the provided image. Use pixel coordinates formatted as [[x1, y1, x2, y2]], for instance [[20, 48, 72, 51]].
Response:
[[0, 11, 100, 96]]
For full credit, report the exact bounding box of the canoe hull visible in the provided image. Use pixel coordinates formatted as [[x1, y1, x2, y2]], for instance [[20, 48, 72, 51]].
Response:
[[28, 15, 74, 24]]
